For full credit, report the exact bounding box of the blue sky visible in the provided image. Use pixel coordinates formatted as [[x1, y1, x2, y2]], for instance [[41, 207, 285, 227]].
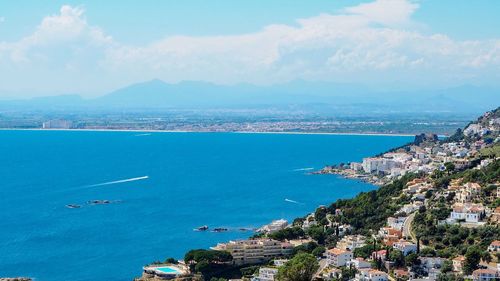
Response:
[[0, 0, 499, 97]]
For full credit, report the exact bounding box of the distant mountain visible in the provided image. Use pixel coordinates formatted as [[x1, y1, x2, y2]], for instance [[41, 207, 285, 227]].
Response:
[[0, 79, 498, 116]]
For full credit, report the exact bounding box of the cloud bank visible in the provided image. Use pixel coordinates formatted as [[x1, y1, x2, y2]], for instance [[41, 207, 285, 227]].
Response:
[[0, 0, 499, 96]]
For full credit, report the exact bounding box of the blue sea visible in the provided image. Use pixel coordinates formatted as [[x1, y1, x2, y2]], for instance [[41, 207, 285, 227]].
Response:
[[0, 130, 412, 281]]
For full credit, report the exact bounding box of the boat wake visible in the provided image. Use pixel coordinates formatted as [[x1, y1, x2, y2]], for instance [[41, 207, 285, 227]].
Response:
[[285, 198, 303, 204], [134, 133, 151, 137], [81, 176, 149, 188], [293, 167, 314, 172]]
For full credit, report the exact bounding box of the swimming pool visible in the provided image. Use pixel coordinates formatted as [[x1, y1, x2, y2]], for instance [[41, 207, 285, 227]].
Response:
[[156, 266, 181, 274]]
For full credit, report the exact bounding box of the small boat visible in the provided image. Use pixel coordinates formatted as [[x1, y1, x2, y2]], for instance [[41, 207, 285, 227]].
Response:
[[87, 200, 111, 205], [66, 204, 81, 209], [212, 227, 228, 232], [194, 225, 209, 231]]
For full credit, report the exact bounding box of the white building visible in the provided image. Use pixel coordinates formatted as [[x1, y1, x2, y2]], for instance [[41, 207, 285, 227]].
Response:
[[252, 267, 278, 281], [337, 235, 366, 251], [355, 269, 389, 281], [449, 203, 485, 223], [387, 217, 406, 229], [326, 248, 353, 267], [258, 219, 288, 233], [347, 258, 371, 269], [393, 240, 417, 256]]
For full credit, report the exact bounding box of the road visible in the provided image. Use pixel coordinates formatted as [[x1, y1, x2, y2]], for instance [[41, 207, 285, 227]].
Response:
[[403, 212, 417, 243]]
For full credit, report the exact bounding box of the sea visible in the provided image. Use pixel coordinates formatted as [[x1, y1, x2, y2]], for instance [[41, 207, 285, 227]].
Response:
[[0, 130, 412, 281]]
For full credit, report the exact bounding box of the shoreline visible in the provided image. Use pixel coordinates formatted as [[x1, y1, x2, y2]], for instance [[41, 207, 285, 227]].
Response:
[[0, 127, 420, 137]]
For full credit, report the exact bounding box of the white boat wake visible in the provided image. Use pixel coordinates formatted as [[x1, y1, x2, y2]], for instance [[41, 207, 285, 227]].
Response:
[[285, 198, 303, 204], [134, 133, 151, 137], [293, 167, 314, 171], [82, 176, 149, 188]]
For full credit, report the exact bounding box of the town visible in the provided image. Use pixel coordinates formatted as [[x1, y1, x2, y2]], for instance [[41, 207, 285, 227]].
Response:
[[136, 108, 500, 281]]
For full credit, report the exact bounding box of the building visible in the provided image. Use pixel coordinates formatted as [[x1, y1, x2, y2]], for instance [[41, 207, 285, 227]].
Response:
[[347, 257, 371, 269], [449, 203, 485, 223], [252, 267, 278, 281], [420, 257, 446, 279], [488, 241, 500, 252], [258, 219, 288, 233], [42, 119, 72, 129], [393, 240, 417, 256], [321, 267, 342, 280], [355, 269, 389, 281], [452, 256, 465, 273], [472, 269, 498, 281], [326, 248, 353, 267], [372, 250, 387, 262], [212, 239, 293, 265], [393, 269, 409, 280], [337, 235, 367, 251], [387, 217, 407, 230]]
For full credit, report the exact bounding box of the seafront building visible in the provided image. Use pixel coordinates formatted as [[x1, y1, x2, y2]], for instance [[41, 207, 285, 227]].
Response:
[[211, 239, 293, 265]]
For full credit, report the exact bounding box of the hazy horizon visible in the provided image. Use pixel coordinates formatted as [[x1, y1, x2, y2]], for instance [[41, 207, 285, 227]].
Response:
[[1, 0, 500, 98]]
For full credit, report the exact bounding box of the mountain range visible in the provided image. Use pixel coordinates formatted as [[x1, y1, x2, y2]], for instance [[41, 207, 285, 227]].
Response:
[[1, 79, 498, 116]]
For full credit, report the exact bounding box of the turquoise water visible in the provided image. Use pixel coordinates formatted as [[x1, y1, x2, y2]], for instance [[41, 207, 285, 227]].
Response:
[[0, 130, 412, 281], [156, 267, 181, 273]]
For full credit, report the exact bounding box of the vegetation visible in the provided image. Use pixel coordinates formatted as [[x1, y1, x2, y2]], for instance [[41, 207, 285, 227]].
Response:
[[268, 227, 305, 241], [276, 253, 319, 281], [327, 173, 419, 234]]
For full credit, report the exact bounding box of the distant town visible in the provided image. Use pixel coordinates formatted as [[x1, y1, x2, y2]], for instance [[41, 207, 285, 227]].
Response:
[[0, 110, 472, 135]]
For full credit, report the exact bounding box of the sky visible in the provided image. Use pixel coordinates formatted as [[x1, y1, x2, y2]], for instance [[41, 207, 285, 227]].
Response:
[[0, 0, 499, 98]]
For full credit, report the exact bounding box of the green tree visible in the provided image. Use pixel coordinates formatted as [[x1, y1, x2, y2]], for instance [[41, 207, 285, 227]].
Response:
[[463, 246, 481, 275], [276, 253, 319, 281], [441, 260, 453, 274], [311, 246, 326, 257], [405, 253, 419, 266]]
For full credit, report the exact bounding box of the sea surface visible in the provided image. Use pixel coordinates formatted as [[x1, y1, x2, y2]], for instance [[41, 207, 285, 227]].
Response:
[[0, 130, 412, 281]]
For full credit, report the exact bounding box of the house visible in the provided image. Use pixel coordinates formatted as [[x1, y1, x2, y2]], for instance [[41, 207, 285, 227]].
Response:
[[387, 217, 407, 230], [452, 256, 465, 273], [356, 269, 389, 281], [372, 250, 388, 262], [347, 257, 371, 269], [337, 235, 367, 251], [472, 268, 498, 281], [326, 248, 353, 267], [321, 267, 342, 280], [488, 241, 500, 252], [449, 203, 485, 223], [420, 257, 446, 279], [393, 269, 409, 279], [251, 267, 278, 281], [393, 240, 417, 256]]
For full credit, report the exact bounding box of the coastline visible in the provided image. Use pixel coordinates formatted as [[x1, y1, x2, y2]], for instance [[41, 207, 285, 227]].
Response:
[[0, 127, 420, 137]]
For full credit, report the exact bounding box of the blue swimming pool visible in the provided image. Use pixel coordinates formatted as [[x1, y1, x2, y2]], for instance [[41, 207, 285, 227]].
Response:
[[156, 266, 181, 274]]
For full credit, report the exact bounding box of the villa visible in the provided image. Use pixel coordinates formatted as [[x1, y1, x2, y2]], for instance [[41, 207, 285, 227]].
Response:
[[251, 267, 278, 281], [393, 240, 417, 256], [355, 269, 388, 281], [472, 269, 499, 281], [337, 235, 367, 251]]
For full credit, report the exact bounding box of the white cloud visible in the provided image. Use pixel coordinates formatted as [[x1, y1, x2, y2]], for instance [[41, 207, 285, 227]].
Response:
[[0, 17, 5, 23], [344, 0, 419, 26], [0, 0, 499, 96]]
